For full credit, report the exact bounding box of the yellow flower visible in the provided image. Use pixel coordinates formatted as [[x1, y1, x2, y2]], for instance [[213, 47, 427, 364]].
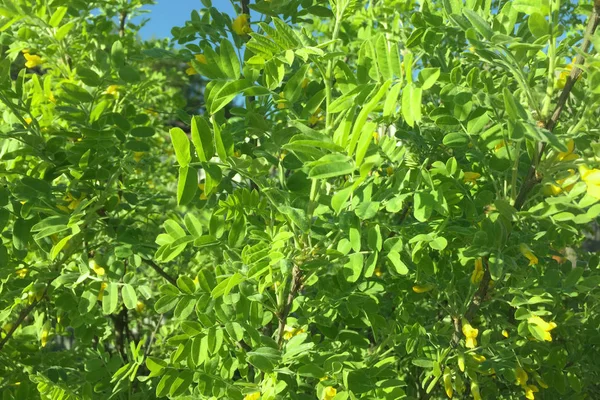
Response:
[[556, 139, 578, 162], [89, 260, 105, 276], [515, 367, 528, 386], [244, 392, 260, 400], [98, 282, 108, 301], [41, 326, 50, 348], [412, 284, 434, 293], [105, 85, 119, 95], [470, 258, 484, 284], [372, 132, 379, 142], [527, 315, 557, 341], [15, 268, 28, 278], [443, 371, 453, 398], [186, 54, 208, 75], [543, 169, 576, 196], [386, 167, 394, 176], [322, 386, 337, 400], [133, 152, 144, 162], [48, 92, 56, 103], [232, 14, 252, 36], [462, 323, 478, 349], [24, 53, 43, 68], [309, 109, 324, 126], [557, 61, 579, 89], [519, 244, 538, 266], [185, 65, 197, 75], [24, 117, 33, 125], [524, 385, 539, 400], [579, 165, 600, 199], [198, 183, 207, 200], [463, 172, 481, 183], [502, 329, 509, 338], [195, 54, 207, 64], [374, 267, 383, 277], [64, 192, 85, 211], [495, 141, 506, 152], [136, 301, 145, 313], [234, 149, 242, 157], [283, 325, 306, 340]]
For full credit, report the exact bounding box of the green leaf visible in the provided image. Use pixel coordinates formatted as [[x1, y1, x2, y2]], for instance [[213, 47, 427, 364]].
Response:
[[528, 13, 549, 37], [130, 126, 155, 138], [331, 185, 354, 214], [355, 201, 380, 220], [355, 121, 378, 166], [375, 35, 392, 81], [102, 283, 119, 315], [219, 39, 240, 80], [383, 83, 402, 117], [413, 192, 435, 222], [387, 251, 408, 275], [429, 237, 447, 251], [344, 253, 363, 282], [191, 116, 214, 162], [156, 370, 178, 397], [121, 284, 137, 310], [279, 206, 309, 232], [308, 154, 355, 179], [111, 40, 125, 67], [348, 80, 391, 157], [419, 68, 440, 90], [443, 132, 470, 148], [177, 276, 197, 295], [177, 166, 198, 206], [154, 295, 179, 313], [119, 65, 140, 83], [463, 9, 494, 40], [212, 117, 232, 160], [170, 127, 191, 167], [368, 224, 382, 251], [211, 272, 245, 298], [49, 6, 68, 27]]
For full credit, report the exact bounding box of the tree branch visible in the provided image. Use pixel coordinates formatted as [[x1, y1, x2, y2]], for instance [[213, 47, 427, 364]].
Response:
[[119, 11, 128, 38], [141, 258, 178, 286], [276, 264, 302, 347], [514, 1, 600, 211], [0, 299, 40, 352]]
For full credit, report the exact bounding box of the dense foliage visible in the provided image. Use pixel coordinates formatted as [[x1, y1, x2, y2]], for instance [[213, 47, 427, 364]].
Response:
[[1, 0, 600, 399]]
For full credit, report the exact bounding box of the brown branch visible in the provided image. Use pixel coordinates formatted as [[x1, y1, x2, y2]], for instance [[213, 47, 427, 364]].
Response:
[[119, 11, 127, 38], [514, 2, 600, 211], [241, 0, 250, 15], [0, 299, 40, 352], [276, 264, 302, 347], [141, 258, 178, 286]]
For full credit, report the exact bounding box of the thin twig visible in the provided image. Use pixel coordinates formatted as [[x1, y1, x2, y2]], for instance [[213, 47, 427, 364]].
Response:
[[143, 314, 164, 359], [451, 258, 492, 347], [141, 258, 178, 286], [276, 265, 302, 347], [0, 299, 40, 351]]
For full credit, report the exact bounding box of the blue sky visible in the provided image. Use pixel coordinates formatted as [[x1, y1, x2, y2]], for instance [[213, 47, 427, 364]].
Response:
[[135, 0, 235, 40]]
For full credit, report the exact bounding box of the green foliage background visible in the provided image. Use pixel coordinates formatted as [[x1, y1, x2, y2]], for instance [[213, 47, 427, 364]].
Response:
[[1, 0, 600, 399]]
